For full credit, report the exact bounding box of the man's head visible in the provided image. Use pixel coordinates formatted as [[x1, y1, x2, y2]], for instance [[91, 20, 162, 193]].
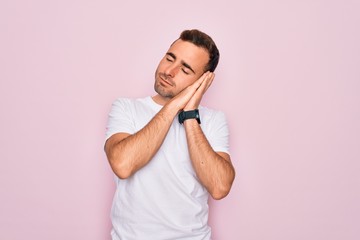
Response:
[[153, 29, 219, 104], [177, 29, 220, 73]]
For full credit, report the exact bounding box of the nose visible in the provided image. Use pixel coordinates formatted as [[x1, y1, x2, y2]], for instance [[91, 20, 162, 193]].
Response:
[[164, 64, 179, 78]]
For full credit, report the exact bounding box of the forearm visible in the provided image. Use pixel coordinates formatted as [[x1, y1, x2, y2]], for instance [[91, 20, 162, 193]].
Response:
[[184, 119, 235, 199], [106, 103, 178, 179]]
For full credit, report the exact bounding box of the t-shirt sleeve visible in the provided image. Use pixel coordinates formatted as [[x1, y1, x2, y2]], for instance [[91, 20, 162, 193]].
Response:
[[206, 111, 230, 155], [105, 98, 135, 140]]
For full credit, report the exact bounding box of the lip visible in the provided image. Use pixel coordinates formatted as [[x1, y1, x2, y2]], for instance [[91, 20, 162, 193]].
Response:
[[159, 74, 173, 86]]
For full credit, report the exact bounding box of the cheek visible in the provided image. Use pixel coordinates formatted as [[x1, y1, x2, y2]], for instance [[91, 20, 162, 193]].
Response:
[[158, 58, 169, 69], [175, 75, 198, 90]]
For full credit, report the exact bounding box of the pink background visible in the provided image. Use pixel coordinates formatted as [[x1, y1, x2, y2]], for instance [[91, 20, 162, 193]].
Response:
[[1, 0, 359, 239]]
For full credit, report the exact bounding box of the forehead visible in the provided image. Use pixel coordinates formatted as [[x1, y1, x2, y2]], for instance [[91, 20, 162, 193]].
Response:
[[168, 39, 209, 73]]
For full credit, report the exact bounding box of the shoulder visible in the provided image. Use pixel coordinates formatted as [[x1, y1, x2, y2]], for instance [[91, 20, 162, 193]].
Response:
[[112, 97, 145, 104], [111, 96, 150, 108]]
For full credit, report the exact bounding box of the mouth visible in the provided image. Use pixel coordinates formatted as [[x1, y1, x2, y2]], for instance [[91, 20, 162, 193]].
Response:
[[159, 74, 173, 86]]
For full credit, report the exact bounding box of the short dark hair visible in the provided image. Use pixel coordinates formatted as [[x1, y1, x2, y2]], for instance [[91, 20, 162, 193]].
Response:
[[178, 29, 220, 72]]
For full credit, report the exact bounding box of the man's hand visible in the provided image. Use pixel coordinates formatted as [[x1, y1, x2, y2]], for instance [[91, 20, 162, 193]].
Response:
[[184, 71, 214, 110], [168, 71, 215, 111]]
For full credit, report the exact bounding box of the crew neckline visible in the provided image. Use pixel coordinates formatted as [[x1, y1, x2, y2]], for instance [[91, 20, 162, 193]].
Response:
[[145, 96, 163, 111]]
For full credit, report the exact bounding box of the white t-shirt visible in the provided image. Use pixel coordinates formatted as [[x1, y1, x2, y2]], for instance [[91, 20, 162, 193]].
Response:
[[105, 96, 230, 240]]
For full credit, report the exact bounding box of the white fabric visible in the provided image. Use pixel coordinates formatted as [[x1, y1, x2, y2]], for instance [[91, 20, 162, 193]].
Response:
[[105, 96, 230, 240]]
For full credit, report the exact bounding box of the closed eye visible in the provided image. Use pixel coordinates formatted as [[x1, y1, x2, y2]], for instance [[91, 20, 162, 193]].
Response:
[[181, 68, 190, 75], [166, 53, 175, 62], [165, 52, 195, 75]]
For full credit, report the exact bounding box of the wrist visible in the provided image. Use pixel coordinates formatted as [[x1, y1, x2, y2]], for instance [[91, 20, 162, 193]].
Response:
[[178, 109, 201, 124], [183, 103, 199, 112], [183, 107, 197, 111]]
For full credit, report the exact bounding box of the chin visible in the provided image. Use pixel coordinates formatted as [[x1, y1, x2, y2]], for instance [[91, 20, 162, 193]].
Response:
[[155, 86, 174, 99]]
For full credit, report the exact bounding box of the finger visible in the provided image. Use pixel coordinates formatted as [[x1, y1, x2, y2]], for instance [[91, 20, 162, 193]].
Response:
[[188, 71, 208, 91], [198, 72, 214, 92], [181, 72, 209, 98], [205, 72, 215, 90]]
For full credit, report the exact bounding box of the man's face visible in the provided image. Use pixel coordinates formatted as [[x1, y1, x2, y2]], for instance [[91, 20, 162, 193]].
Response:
[[154, 39, 209, 101]]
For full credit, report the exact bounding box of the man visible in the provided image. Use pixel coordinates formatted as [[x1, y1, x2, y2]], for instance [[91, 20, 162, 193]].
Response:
[[104, 29, 235, 240]]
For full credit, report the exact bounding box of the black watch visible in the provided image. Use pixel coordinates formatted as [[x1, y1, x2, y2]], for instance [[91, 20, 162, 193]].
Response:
[[178, 109, 201, 124]]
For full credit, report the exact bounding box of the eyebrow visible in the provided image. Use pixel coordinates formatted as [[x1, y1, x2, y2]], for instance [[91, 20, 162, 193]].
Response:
[[166, 52, 196, 74]]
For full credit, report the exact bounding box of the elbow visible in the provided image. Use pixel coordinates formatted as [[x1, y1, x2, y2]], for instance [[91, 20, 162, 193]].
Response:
[[105, 139, 134, 179], [110, 160, 132, 179], [114, 166, 132, 179], [107, 154, 133, 179], [210, 187, 231, 200], [209, 172, 235, 200]]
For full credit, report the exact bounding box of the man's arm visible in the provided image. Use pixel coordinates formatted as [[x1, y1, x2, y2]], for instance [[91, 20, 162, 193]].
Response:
[[183, 72, 235, 199], [184, 119, 235, 200], [104, 104, 177, 179]]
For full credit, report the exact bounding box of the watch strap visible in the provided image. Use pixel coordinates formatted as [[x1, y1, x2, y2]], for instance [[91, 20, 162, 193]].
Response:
[[178, 109, 201, 124]]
